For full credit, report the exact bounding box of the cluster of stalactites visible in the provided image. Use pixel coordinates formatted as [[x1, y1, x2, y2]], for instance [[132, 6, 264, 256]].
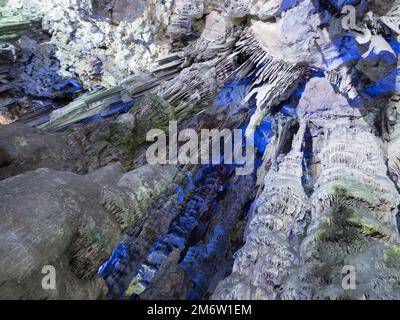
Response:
[[227, 28, 308, 135]]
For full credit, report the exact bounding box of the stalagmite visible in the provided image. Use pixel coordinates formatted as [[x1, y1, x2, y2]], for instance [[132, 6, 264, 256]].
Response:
[[215, 77, 400, 299], [213, 120, 309, 299]]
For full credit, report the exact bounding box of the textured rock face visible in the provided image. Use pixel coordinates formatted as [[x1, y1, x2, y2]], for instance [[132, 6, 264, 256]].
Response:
[[0, 123, 87, 179], [284, 78, 400, 300], [211, 1, 400, 300], [214, 77, 400, 300], [1, 0, 400, 300], [0, 163, 177, 299], [0, 0, 174, 87], [213, 120, 309, 299], [0, 167, 119, 299]]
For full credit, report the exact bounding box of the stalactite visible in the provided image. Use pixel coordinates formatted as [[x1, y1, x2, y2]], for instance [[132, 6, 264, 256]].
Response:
[[1, 0, 400, 301], [226, 28, 309, 135], [281, 78, 400, 299]]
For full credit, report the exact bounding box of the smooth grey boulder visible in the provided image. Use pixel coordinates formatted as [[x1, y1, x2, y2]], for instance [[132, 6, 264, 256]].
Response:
[[0, 167, 120, 299], [0, 162, 177, 299], [0, 123, 87, 180]]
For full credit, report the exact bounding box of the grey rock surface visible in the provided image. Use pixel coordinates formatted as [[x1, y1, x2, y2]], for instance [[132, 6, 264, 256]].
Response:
[[0, 123, 87, 179], [1, 0, 400, 301], [0, 162, 177, 299]]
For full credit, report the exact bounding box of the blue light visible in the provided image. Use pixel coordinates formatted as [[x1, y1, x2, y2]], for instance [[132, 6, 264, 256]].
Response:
[[100, 100, 135, 117], [330, 36, 362, 65], [325, 0, 359, 9], [281, 104, 298, 116], [254, 116, 273, 154], [279, 0, 303, 14], [98, 243, 128, 278], [176, 185, 185, 204], [52, 79, 82, 94], [387, 36, 400, 56], [363, 69, 399, 97]]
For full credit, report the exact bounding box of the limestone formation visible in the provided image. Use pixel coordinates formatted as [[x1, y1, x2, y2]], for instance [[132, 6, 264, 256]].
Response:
[[0, 122, 87, 179], [214, 78, 400, 300], [281, 78, 400, 300], [0, 161, 177, 299], [0, 0, 174, 87], [1, 0, 400, 301], [213, 120, 309, 299]]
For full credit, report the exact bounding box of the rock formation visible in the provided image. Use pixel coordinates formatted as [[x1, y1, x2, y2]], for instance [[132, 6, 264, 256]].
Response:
[[1, 0, 400, 300], [0, 162, 176, 299], [213, 77, 400, 300]]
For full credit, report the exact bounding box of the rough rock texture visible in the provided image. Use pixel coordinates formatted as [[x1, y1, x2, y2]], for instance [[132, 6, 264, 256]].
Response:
[[0, 14, 68, 124], [0, 166, 120, 299], [213, 78, 400, 300], [213, 119, 309, 299], [1, 0, 400, 301], [0, 0, 174, 87], [282, 78, 400, 300], [0, 162, 177, 299], [99, 109, 256, 299], [0, 117, 141, 179], [0, 122, 87, 179], [211, 0, 400, 300]]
